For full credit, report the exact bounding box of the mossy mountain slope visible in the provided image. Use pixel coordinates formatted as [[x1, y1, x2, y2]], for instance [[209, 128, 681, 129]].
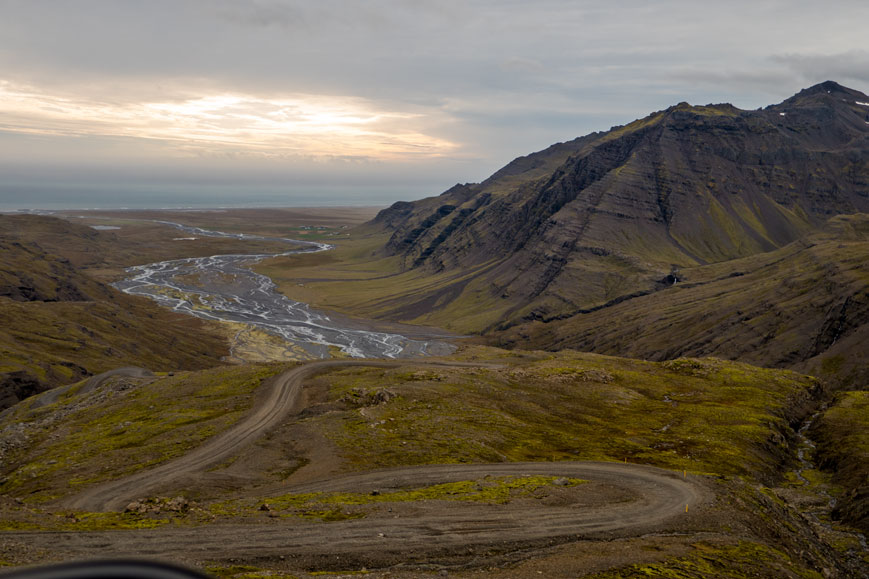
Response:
[[0, 216, 228, 410], [0, 228, 112, 303], [811, 390, 869, 533], [495, 213, 869, 387], [371, 81, 869, 331]]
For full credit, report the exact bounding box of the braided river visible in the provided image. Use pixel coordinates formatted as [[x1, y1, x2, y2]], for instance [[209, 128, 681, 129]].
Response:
[[113, 221, 455, 359]]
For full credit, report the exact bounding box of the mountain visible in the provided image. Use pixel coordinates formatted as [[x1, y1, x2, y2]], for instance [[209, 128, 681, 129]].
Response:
[[371, 81, 869, 332], [495, 213, 869, 387], [0, 215, 229, 410], [356, 82, 869, 537]]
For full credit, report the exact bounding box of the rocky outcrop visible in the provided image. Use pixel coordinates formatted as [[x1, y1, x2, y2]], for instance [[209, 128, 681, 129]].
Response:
[[0, 371, 49, 411]]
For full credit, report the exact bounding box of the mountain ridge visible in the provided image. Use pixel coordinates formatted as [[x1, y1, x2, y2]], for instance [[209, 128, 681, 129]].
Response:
[[369, 81, 869, 331]]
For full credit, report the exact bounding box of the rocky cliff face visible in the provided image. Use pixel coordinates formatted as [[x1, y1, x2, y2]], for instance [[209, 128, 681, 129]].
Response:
[[373, 81, 869, 329]]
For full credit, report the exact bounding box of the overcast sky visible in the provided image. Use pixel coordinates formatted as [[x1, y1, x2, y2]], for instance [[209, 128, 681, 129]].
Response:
[[1, 0, 867, 208]]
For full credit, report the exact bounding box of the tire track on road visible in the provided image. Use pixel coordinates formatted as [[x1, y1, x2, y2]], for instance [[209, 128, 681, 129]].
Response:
[[31, 462, 707, 563], [62, 360, 394, 511], [55, 359, 710, 564]]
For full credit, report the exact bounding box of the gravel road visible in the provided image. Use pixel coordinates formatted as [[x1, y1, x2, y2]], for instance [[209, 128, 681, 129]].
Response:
[[62, 360, 396, 512], [29, 367, 154, 411], [41, 360, 709, 566], [18, 462, 706, 565]]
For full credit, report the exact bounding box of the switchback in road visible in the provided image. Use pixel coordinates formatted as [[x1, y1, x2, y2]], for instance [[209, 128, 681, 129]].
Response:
[[51, 360, 709, 564]]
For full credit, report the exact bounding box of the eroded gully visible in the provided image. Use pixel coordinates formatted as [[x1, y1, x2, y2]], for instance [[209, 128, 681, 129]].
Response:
[[792, 409, 868, 562]]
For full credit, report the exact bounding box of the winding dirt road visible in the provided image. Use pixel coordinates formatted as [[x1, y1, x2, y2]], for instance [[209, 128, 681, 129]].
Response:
[[45, 360, 709, 566], [0, 367, 154, 420], [21, 462, 706, 566], [63, 361, 396, 512]]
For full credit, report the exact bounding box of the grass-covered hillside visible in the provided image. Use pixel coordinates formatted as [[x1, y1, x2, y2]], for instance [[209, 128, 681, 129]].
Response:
[[811, 390, 869, 533], [2, 347, 861, 577], [0, 347, 823, 504], [0, 215, 232, 409], [302, 347, 821, 483], [0, 364, 287, 504], [496, 213, 869, 388]]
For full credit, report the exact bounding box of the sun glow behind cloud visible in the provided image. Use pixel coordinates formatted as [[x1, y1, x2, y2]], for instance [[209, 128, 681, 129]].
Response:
[[0, 80, 457, 161]]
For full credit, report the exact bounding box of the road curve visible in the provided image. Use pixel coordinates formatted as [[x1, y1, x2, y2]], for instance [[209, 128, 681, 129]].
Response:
[[20, 462, 706, 563], [28, 367, 154, 411], [62, 360, 399, 512], [61, 360, 707, 520], [279, 461, 705, 541], [38, 359, 710, 564]]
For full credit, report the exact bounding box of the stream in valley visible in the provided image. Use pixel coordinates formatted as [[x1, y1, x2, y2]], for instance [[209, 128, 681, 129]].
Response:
[[113, 221, 455, 359], [792, 410, 868, 565]]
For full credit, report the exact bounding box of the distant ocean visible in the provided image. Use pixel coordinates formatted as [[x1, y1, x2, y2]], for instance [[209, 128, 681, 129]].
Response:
[[0, 184, 426, 212]]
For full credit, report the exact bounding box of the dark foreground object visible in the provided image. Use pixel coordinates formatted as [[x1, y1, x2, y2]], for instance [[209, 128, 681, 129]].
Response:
[[0, 560, 210, 579]]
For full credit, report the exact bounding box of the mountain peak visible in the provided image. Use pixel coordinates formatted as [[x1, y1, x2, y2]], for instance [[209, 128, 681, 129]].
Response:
[[778, 80, 869, 107], [659, 101, 741, 120], [812, 80, 849, 94]]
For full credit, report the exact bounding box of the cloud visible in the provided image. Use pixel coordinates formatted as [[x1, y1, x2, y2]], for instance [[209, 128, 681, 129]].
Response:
[[500, 57, 545, 74], [0, 80, 458, 161], [772, 51, 869, 85], [0, 0, 867, 206], [215, 0, 306, 29]]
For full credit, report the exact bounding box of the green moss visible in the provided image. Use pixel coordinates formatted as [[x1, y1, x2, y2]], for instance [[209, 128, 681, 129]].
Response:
[[1, 364, 287, 502], [0, 520, 41, 531], [267, 475, 584, 509], [204, 475, 584, 524], [205, 565, 260, 578], [0, 510, 171, 532], [204, 565, 300, 579], [587, 541, 824, 578], [810, 390, 869, 533], [311, 350, 817, 481]]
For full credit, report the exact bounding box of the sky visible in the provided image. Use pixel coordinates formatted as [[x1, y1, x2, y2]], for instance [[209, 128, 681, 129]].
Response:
[[1, 0, 868, 209]]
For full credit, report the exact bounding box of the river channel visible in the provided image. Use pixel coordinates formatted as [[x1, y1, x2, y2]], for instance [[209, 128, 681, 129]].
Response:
[[113, 221, 455, 359]]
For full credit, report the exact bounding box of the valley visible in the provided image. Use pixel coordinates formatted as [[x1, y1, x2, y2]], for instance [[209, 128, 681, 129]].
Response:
[[2, 348, 860, 577], [2, 82, 869, 578], [111, 220, 454, 359]]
